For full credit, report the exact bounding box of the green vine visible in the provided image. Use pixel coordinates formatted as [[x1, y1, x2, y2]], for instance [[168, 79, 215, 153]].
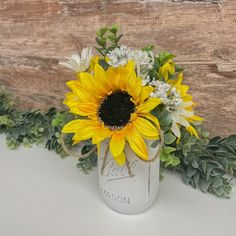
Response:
[[0, 87, 235, 198]]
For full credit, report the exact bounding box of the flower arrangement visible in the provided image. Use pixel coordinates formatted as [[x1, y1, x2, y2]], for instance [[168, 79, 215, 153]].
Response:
[[1, 25, 235, 200], [60, 24, 203, 167]]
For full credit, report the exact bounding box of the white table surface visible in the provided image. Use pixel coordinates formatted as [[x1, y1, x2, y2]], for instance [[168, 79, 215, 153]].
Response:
[[0, 134, 235, 236]]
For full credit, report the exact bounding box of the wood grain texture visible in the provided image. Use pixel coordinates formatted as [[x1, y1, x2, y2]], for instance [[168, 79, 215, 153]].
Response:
[[0, 0, 235, 136]]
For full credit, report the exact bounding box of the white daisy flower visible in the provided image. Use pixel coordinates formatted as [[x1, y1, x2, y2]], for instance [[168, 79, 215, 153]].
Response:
[[59, 47, 93, 73]]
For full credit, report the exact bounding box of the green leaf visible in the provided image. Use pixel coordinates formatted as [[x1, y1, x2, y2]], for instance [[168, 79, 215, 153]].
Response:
[[110, 24, 119, 32], [182, 175, 191, 185], [142, 45, 155, 52], [201, 161, 207, 174], [191, 160, 198, 168], [164, 133, 176, 145], [99, 27, 108, 37], [158, 51, 175, 65], [213, 176, 223, 188], [199, 180, 211, 193], [171, 156, 180, 166], [160, 114, 172, 127], [163, 146, 176, 153], [183, 143, 191, 156], [96, 37, 106, 47], [214, 186, 224, 196], [164, 155, 173, 167], [160, 150, 168, 162], [98, 59, 110, 70], [193, 172, 200, 185], [226, 135, 236, 144], [186, 166, 198, 178], [107, 34, 117, 43]]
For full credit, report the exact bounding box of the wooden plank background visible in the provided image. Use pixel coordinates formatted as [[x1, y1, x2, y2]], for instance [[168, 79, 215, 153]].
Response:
[[0, 0, 235, 136]]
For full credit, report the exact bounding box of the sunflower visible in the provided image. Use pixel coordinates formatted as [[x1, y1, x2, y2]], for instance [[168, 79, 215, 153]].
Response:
[[62, 60, 161, 165]]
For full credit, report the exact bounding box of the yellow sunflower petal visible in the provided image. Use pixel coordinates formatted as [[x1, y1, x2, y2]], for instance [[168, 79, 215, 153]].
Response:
[[66, 80, 96, 103], [117, 61, 136, 90], [66, 80, 82, 91], [69, 102, 97, 116], [159, 60, 175, 80], [123, 60, 135, 72], [139, 86, 154, 103], [93, 64, 115, 95], [176, 72, 183, 85], [113, 152, 126, 166], [89, 55, 100, 72], [191, 115, 204, 122], [125, 125, 148, 160], [72, 126, 96, 143], [109, 132, 125, 157], [178, 85, 189, 95], [186, 125, 200, 139], [133, 117, 159, 139], [170, 72, 183, 87], [62, 119, 84, 133], [106, 68, 122, 91], [79, 72, 94, 86], [141, 113, 160, 129], [92, 127, 111, 144], [138, 98, 161, 113]]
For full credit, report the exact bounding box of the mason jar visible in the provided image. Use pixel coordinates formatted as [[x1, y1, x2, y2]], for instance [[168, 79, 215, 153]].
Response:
[[98, 139, 160, 215]]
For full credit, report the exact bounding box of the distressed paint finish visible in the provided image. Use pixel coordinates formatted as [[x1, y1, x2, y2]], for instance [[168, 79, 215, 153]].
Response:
[[0, 0, 235, 136]]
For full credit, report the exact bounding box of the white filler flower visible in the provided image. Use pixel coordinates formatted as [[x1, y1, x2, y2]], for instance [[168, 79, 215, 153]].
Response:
[[107, 45, 133, 67], [107, 45, 154, 78], [59, 47, 93, 73], [132, 50, 154, 78]]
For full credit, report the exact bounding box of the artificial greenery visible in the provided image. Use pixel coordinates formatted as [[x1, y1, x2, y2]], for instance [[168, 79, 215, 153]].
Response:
[[95, 24, 123, 56], [0, 87, 235, 198], [173, 128, 235, 198], [0, 87, 96, 171]]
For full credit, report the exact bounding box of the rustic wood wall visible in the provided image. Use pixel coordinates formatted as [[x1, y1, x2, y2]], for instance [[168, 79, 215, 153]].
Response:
[[0, 0, 235, 136]]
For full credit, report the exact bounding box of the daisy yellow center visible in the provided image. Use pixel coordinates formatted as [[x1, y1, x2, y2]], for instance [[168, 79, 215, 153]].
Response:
[[98, 91, 135, 129]]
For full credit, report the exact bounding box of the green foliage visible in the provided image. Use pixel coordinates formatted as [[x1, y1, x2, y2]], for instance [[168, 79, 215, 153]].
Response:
[[160, 147, 180, 167], [95, 24, 123, 56], [0, 88, 235, 197], [171, 127, 235, 198], [142, 45, 155, 52], [146, 50, 183, 83], [0, 88, 97, 172], [157, 51, 175, 66], [77, 143, 98, 174], [0, 87, 15, 113]]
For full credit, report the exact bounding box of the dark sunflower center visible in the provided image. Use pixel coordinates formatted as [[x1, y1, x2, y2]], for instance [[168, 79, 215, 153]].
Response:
[[98, 91, 135, 128]]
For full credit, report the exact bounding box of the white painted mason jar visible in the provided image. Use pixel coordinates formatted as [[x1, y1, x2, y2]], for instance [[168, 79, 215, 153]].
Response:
[[98, 139, 160, 215]]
